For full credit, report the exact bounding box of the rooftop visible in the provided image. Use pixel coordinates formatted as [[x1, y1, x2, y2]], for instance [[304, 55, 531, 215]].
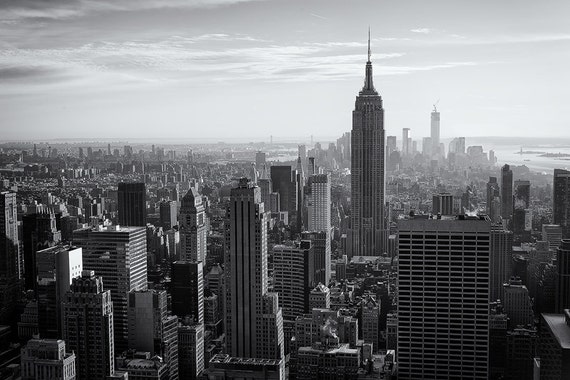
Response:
[[542, 313, 570, 349]]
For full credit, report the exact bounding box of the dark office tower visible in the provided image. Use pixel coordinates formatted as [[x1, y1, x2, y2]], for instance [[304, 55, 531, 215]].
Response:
[[501, 164, 514, 220], [270, 165, 297, 215], [301, 231, 330, 287], [171, 261, 204, 324], [23, 211, 61, 291], [298, 145, 307, 174], [514, 180, 531, 209], [487, 177, 501, 221], [431, 106, 441, 158], [432, 193, 453, 215], [553, 169, 570, 238], [159, 200, 177, 230], [73, 225, 148, 353], [62, 271, 115, 380], [386, 136, 397, 154], [179, 189, 207, 262], [178, 320, 205, 380], [349, 34, 386, 256], [225, 179, 285, 368], [490, 226, 514, 302], [272, 241, 314, 352], [397, 216, 491, 380], [36, 246, 83, 338], [128, 290, 179, 380], [117, 182, 146, 227], [308, 157, 316, 176], [255, 151, 266, 171], [0, 192, 20, 325], [555, 240, 570, 313]]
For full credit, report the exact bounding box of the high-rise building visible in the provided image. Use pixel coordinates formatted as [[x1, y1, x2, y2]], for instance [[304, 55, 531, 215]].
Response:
[[503, 277, 534, 328], [159, 200, 178, 230], [179, 188, 208, 262], [171, 261, 204, 324], [431, 106, 440, 158], [255, 151, 266, 171], [127, 290, 179, 379], [556, 240, 570, 313], [178, 319, 204, 380], [117, 182, 146, 227], [539, 311, 570, 379], [490, 226, 514, 302], [301, 231, 330, 287], [349, 36, 386, 256], [501, 164, 514, 220], [361, 294, 380, 351], [270, 166, 297, 215], [62, 270, 115, 380], [0, 192, 21, 325], [224, 179, 284, 371], [21, 338, 76, 380], [386, 135, 397, 154], [309, 283, 330, 310], [449, 137, 466, 155], [432, 193, 453, 215], [422, 137, 432, 157], [23, 211, 61, 291], [487, 177, 501, 222], [272, 241, 315, 351], [402, 128, 411, 156], [307, 173, 331, 234], [36, 245, 83, 338], [553, 169, 570, 238], [397, 216, 491, 380], [73, 225, 148, 353]]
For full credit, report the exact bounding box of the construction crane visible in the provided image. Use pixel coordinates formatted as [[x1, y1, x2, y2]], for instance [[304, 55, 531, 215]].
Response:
[[433, 99, 440, 112]]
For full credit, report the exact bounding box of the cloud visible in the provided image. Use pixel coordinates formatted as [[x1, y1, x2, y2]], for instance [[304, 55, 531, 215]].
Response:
[[410, 28, 431, 34]]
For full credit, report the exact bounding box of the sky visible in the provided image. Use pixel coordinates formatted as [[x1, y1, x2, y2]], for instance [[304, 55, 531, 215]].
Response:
[[1, 0, 570, 141]]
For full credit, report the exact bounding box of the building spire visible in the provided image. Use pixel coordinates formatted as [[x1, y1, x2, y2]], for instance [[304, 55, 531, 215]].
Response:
[[368, 26, 371, 63], [361, 28, 377, 94]]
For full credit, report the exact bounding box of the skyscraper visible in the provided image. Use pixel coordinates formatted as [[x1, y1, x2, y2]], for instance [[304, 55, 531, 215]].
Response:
[[553, 169, 570, 238], [307, 173, 331, 234], [178, 319, 204, 380], [224, 179, 284, 367], [490, 226, 514, 302], [179, 188, 207, 262], [386, 135, 397, 154], [62, 270, 115, 380], [501, 164, 514, 220], [0, 192, 21, 325], [487, 177, 501, 222], [270, 165, 297, 215], [556, 240, 570, 313], [127, 290, 179, 379], [171, 261, 204, 324], [432, 193, 453, 215], [397, 216, 491, 380], [21, 339, 76, 380], [73, 225, 148, 353], [402, 128, 411, 156], [349, 34, 386, 256], [431, 106, 440, 158], [117, 182, 146, 227]]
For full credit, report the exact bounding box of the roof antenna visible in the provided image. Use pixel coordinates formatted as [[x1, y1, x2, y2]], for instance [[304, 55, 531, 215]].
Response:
[[368, 26, 371, 62]]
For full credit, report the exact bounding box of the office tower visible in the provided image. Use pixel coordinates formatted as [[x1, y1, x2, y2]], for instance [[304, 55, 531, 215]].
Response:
[[295, 156, 305, 231], [127, 290, 179, 379], [554, 169, 570, 238], [514, 180, 531, 208], [361, 294, 380, 351], [350, 36, 386, 257], [258, 178, 272, 211], [255, 151, 266, 171], [21, 338, 76, 380], [490, 226, 514, 302], [178, 319, 204, 380], [431, 106, 440, 158], [73, 225, 147, 353], [556, 240, 570, 313], [298, 145, 307, 173], [543, 224, 563, 251], [397, 216, 491, 380], [307, 173, 331, 234], [487, 177, 501, 221], [432, 193, 453, 215], [301, 231, 330, 286], [225, 179, 285, 366], [503, 277, 534, 328], [171, 261, 204, 324], [539, 311, 570, 378], [449, 137, 466, 155], [208, 354, 283, 380], [386, 135, 397, 155], [270, 165, 297, 214], [309, 283, 330, 310], [36, 246, 83, 338], [159, 200, 177, 229], [308, 157, 316, 176], [505, 327, 537, 380], [23, 211, 61, 291], [0, 192, 21, 325], [402, 128, 411, 156], [62, 271, 115, 380], [179, 188, 207, 262], [272, 241, 315, 350], [422, 137, 432, 157], [501, 164, 514, 220], [117, 182, 146, 226]]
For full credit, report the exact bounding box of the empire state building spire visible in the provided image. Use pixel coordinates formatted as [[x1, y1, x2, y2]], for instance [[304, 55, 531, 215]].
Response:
[[361, 28, 377, 95]]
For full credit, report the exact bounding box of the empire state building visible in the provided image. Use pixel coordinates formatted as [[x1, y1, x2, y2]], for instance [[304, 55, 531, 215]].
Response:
[[349, 33, 387, 256]]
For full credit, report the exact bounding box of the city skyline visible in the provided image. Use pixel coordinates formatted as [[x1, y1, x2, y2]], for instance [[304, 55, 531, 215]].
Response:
[[2, 0, 570, 140]]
